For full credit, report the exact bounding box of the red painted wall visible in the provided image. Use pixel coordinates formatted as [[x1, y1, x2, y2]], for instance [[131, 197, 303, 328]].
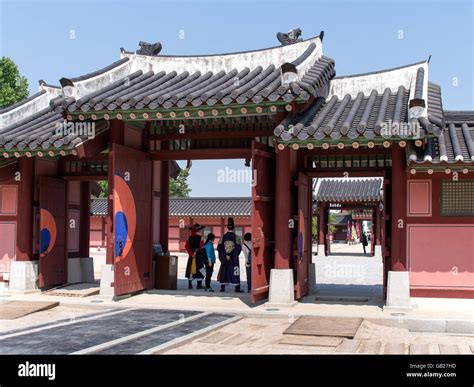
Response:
[[406, 172, 474, 297], [0, 170, 21, 281]]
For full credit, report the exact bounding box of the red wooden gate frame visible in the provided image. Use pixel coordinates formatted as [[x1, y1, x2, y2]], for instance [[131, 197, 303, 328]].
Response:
[[295, 172, 310, 299], [111, 144, 153, 296], [251, 140, 275, 302], [38, 176, 67, 288]]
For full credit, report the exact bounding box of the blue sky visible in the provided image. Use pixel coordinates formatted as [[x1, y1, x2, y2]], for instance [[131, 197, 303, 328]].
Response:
[[1, 0, 472, 197]]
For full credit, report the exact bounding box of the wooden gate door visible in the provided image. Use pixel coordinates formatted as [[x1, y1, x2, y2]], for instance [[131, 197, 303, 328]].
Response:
[[39, 176, 66, 288], [251, 141, 275, 302], [112, 144, 152, 296], [295, 172, 310, 299]]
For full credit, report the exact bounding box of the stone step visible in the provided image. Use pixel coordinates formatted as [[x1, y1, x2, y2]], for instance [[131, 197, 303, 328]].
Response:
[[409, 343, 430, 354], [438, 344, 460, 354], [335, 339, 361, 353], [383, 342, 407, 354], [357, 340, 382, 354]]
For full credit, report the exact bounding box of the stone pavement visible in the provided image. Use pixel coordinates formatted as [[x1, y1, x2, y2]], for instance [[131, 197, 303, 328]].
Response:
[[162, 316, 474, 355], [0, 307, 236, 355], [0, 243, 472, 354]]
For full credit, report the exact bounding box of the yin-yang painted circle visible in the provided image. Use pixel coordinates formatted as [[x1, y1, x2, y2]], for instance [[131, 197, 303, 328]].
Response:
[[40, 209, 57, 255], [114, 174, 137, 262]]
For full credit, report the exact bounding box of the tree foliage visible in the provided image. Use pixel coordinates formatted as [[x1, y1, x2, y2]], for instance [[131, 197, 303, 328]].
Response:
[[0, 57, 29, 109], [169, 168, 191, 197], [92, 169, 191, 199], [97, 181, 108, 198]]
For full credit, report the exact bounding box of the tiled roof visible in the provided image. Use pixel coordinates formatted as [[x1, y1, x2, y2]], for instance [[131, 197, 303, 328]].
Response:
[[408, 111, 474, 164], [0, 107, 109, 152], [315, 178, 383, 202], [274, 63, 443, 142], [90, 197, 108, 216], [0, 34, 333, 155], [59, 42, 334, 113], [90, 196, 252, 217], [169, 197, 251, 217]]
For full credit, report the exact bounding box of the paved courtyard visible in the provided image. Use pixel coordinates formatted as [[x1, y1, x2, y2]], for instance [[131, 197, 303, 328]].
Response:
[[0, 307, 236, 355], [1, 304, 472, 355], [313, 242, 384, 305], [0, 243, 459, 355], [90, 242, 381, 299]]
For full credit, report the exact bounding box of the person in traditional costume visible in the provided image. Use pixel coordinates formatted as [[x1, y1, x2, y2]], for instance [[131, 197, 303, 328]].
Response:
[[185, 224, 206, 289], [217, 217, 243, 293]]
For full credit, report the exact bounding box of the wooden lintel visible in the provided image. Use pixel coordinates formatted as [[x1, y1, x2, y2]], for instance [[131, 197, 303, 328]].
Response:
[[254, 195, 274, 202], [61, 174, 107, 181], [149, 129, 274, 141], [151, 148, 252, 160], [61, 153, 109, 162]]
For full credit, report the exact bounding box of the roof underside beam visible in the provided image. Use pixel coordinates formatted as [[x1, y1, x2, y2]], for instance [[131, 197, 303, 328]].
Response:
[[150, 147, 252, 160]]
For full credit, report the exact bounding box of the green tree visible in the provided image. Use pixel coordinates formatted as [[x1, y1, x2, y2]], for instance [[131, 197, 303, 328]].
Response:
[[97, 181, 108, 198], [312, 215, 318, 236], [169, 168, 191, 197], [328, 213, 337, 234], [0, 57, 29, 108]]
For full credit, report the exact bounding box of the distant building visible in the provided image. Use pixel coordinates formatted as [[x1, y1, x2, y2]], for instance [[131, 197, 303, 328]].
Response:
[[90, 197, 252, 252]]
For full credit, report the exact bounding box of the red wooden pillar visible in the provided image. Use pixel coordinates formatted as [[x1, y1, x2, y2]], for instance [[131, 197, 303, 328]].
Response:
[[16, 157, 35, 261], [79, 181, 90, 257], [324, 205, 330, 255], [375, 204, 381, 247], [274, 147, 291, 269], [318, 202, 326, 246], [391, 145, 407, 270], [159, 142, 170, 253]]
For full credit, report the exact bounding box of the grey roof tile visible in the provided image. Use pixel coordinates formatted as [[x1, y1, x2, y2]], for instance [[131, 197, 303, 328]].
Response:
[[169, 197, 251, 217], [409, 113, 474, 164], [315, 178, 383, 202], [91, 197, 252, 217], [275, 87, 413, 141], [56, 45, 335, 113]]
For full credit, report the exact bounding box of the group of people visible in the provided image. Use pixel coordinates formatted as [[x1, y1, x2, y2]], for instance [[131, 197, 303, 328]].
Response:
[[184, 217, 252, 293]]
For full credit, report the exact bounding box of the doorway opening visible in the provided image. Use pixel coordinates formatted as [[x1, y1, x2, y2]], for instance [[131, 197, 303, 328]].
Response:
[[311, 177, 385, 305], [167, 159, 253, 297], [89, 180, 108, 282]]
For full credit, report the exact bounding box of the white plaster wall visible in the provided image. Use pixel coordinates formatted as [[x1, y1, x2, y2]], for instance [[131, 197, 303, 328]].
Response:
[[329, 62, 428, 100]]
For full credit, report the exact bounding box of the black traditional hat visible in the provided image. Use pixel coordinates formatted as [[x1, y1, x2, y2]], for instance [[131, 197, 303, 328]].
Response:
[[227, 217, 235, 230], [188, 223, 205, 231]]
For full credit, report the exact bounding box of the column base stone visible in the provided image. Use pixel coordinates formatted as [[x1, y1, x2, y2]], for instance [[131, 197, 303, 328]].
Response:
[[317, 244, 325, 256], [383, 271, 412, 311], [8, 261, 39, 293], [99, 264, 114, 297], [67, 257, 95, 284], [264, 269, 297, 308], [374, 245, 382, 258]]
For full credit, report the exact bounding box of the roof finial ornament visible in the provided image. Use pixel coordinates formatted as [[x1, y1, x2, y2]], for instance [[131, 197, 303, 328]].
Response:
[[277, 28, 302, 45], [136, 41, 162, 56]]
